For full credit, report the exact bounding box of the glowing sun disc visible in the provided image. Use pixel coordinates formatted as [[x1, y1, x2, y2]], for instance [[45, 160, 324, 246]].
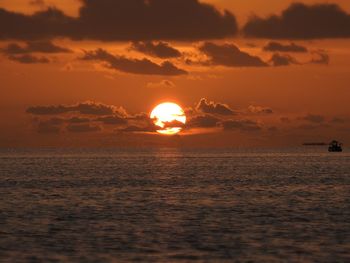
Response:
[[150, 102, 186, 135]]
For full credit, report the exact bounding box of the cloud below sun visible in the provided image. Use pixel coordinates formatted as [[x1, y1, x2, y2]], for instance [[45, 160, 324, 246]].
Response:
[[25, 99, 347, 142]]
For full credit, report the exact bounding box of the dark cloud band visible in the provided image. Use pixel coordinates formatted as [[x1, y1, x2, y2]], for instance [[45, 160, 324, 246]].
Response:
[[243, 3, 350, 39], [0, 0, 237, 41]]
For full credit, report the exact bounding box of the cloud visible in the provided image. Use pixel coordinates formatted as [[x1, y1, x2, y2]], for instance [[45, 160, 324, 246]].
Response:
[[67, 124, 101, 133], [297, 124, 329, 130], [81, 49, 187, 76], [187, 115, 220, 128], [146, 80, 175, 89], [34, 117, 65, 134], [268, 126, 279, 132], [120, 125, 151, 133], [68, 117, 91, 124], [123, 114, 220, 132], [263, 42, 308, 53], [44, 117, 65, 125], [27, 105, 72, 115], [26, 101, 123, 116], [280, 117, 291, 123], [118, 112, 159, 133], [78, 102, 126, 116], [128, 112, 156, 125], [196, 98, 236, 116], [1, 41, 71, 54], [163, 120, 186, 129], [0, 0, 237, 41], [37, 121, 61, 134], [27, 100, 279, 136], [8, 54, 50, 64], [248, 105, 273, 114], [131, 41, 181, 58], [331, 117, 346, 124], [121, 109, 222, 133], [199, 42, 268, 67], [243, 3, 350, 39], [268, 50, 328, 67], [27, 103, 129, 133], [311, 51, 330, 65], [270, 53, 299, 67], [0, 7, 74, 40], [95, 115, 128, 125], [119, 125, 157, 133], [120, 115, 158, 133], [128, 112, 152, 121], [301, 114, 325, 123], [221, 119, 262, 132]]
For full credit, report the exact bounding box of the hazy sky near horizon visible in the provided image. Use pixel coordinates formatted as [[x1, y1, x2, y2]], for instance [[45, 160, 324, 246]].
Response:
[[0, 0, 349, 147]]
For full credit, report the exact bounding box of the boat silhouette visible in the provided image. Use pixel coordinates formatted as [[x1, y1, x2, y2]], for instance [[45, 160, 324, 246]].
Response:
[[328, 140, 343, 152]]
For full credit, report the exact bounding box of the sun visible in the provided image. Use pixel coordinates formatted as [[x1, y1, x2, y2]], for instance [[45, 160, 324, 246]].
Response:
[[150, 102, 186, 135]]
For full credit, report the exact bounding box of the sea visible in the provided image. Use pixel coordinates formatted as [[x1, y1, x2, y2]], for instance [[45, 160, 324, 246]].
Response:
[[0, 148, 349, 262]]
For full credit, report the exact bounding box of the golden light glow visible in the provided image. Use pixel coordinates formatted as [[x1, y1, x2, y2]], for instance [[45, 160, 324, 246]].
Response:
[[150, 102, 186, 135]]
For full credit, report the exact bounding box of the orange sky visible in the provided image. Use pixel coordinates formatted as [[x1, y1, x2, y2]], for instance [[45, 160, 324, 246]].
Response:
[[0, 0, 349, 147]]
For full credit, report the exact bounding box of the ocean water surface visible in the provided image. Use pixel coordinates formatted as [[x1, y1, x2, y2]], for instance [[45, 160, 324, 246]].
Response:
[[0, 148, 349, 262]]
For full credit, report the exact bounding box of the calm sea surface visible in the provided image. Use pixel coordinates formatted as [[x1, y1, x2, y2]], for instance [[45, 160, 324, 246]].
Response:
[[0, 148, 349, 262]]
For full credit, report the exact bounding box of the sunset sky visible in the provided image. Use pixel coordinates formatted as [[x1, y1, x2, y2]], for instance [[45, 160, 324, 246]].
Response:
[[1, 0, 349, 147]]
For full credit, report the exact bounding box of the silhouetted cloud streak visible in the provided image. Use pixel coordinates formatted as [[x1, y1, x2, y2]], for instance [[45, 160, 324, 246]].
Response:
[[187, 115, 220, 128], [95, 116, 128, 125], [26, 101, 123, 116], [199, 42, 268, 67], [222, 119, 261, 132], [1, 41, 71, 54], [146, 80, 175, 89], [248, 105, 273, 114], [263, 42, 308, 53], [81, 49, 187, 76], [8, 54, 50, 64], [301, 114, 325, 123], [67, 124, 101, 133], [68, 117, 91, 124], [37, 121, 61, 134], [131, 41, 181, 58]]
